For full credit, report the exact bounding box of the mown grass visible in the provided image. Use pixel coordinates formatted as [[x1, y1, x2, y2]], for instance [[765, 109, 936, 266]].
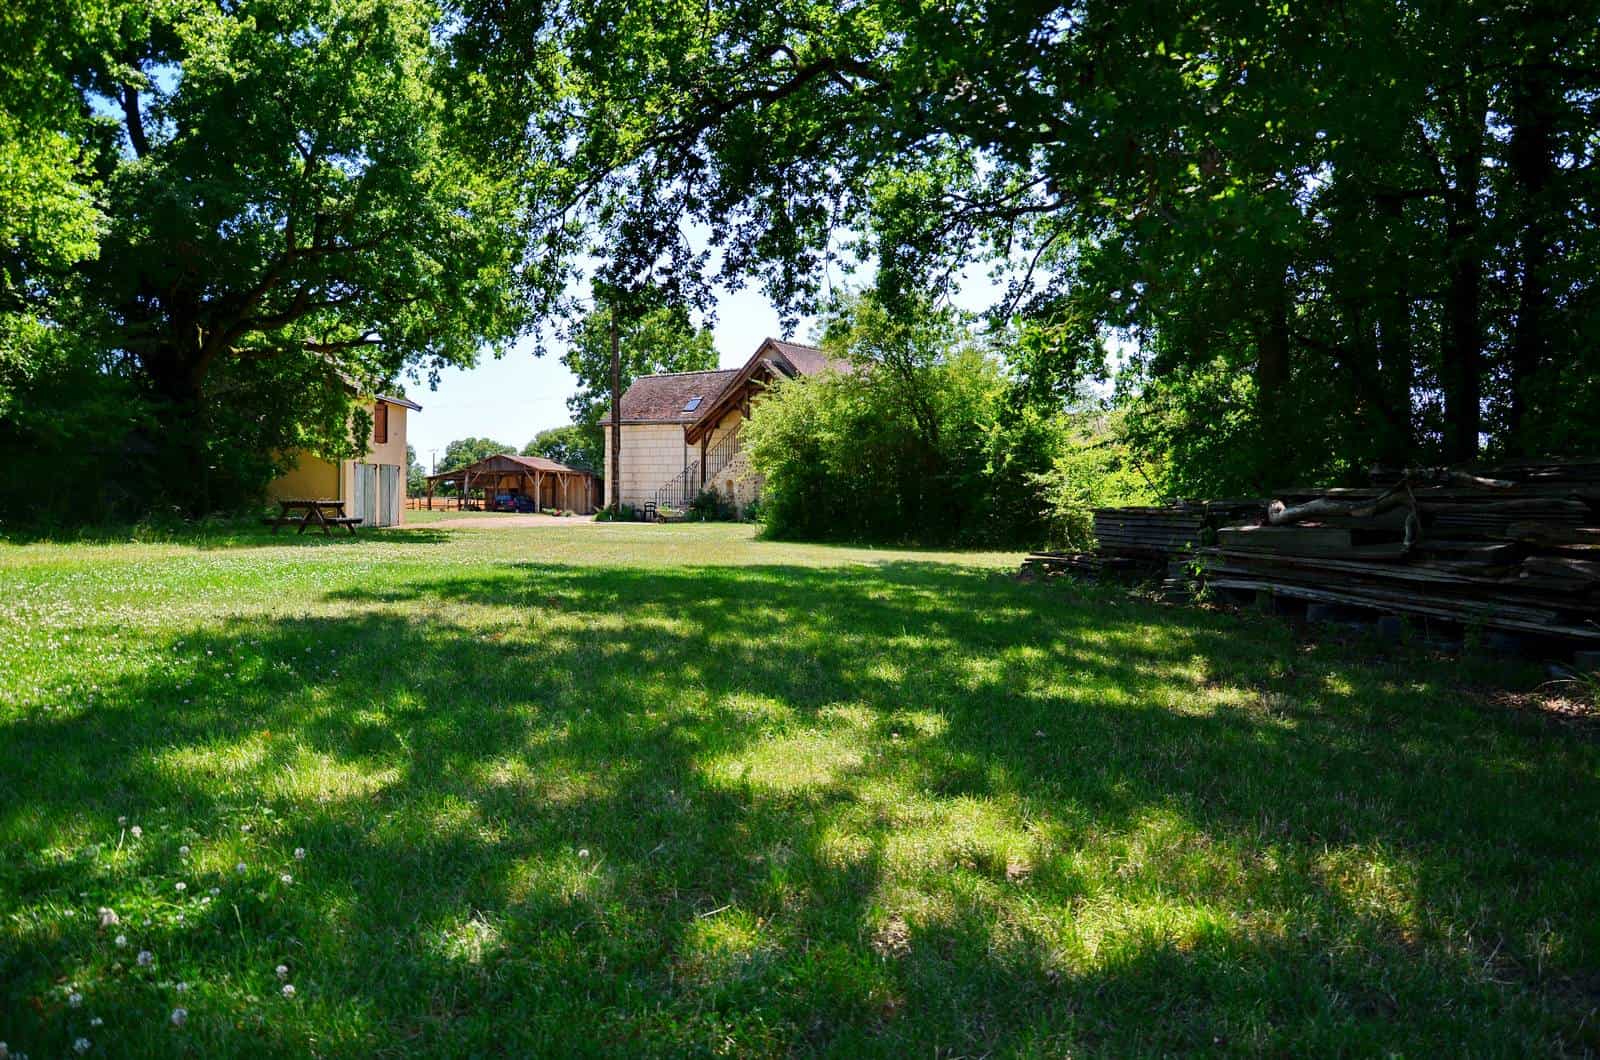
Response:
[[1, 522, 1596, 1057]]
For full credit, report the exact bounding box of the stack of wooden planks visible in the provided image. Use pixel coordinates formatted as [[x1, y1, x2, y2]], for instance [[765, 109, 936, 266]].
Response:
[[1194, 459, 1600, 641], [1019, 552, 1139, 579], [1091, 505, 1208, 559], [1092, 501, 1265, 561]]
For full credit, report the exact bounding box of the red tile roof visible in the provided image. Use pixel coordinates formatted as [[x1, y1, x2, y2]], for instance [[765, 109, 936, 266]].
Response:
[[605, 339, 848, 426], [765, 339, 850, 376], [496, 453, 588, 474], [611, 369, 740, 424], [427, 452, 592, 480]]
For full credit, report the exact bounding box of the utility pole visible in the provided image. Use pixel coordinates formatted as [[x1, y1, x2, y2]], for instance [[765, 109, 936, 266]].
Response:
[[609, 311, 622, 510]]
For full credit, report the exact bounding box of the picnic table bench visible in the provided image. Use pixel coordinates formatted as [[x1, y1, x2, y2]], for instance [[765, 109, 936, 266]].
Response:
[[263, 498, 362, 536]]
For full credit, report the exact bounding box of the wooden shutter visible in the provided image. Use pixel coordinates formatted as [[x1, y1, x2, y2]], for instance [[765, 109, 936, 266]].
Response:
[[373, 402, 388, 444]]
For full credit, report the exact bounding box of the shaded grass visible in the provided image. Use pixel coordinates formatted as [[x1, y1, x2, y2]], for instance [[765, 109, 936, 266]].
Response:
[[0, 523, 1596, 1056]]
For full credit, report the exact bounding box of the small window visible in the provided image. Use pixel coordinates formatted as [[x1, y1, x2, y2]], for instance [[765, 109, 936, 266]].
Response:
[[373, 401, 388, 444], [682, 395, 702, 412]]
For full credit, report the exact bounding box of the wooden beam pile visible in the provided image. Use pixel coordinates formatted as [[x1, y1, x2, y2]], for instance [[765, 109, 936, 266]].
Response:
[[1092, 505, 1208, 559], [1194, 459, 1600, 641], [1020, 552, 1141, 579], [1091, 502, 1265, 561]]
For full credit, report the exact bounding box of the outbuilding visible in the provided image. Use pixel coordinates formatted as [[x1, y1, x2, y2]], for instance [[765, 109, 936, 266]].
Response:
[[425, 453, 598, 514]]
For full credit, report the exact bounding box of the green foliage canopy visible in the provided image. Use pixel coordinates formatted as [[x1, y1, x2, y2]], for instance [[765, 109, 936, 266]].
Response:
[[438, 437, 516, 473], [2, 0, 562, 521], [460, 0, 1600, 497], [522, 425, 597, 472]]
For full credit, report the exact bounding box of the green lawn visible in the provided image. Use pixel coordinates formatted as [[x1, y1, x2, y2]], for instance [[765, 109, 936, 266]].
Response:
[[1, 522, 1596, 1057]]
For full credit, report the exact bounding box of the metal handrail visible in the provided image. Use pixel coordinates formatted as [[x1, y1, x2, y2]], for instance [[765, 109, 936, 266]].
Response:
[[652, 424, 742, 514]]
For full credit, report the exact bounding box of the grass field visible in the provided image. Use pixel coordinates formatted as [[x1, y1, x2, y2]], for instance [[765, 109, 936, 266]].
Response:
[[1, 521, 1596, 1057]]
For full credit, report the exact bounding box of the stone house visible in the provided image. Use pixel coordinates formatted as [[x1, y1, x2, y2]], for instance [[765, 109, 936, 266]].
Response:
[[602, 338, 846, 513]]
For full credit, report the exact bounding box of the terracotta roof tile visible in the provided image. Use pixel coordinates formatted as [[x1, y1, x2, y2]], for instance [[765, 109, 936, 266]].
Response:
[[427, 452, 592, 479], [610, 369, 740, 423], [765, 339, 850, 376]]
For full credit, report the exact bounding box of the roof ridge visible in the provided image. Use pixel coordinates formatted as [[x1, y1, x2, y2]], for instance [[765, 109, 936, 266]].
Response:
[[770, 337, 826, 352], [628, 367, 738, 381]]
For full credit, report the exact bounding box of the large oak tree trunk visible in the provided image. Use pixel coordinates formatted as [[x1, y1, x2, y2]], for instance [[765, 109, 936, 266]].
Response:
[[138, 326, 215, 517]]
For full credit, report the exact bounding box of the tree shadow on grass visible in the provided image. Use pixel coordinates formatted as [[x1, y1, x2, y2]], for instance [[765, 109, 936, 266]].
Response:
[[1, 560, 1596, 1056]]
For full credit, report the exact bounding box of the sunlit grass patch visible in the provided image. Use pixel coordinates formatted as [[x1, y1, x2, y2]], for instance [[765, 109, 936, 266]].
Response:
[[0, 523, 1592, 1056]]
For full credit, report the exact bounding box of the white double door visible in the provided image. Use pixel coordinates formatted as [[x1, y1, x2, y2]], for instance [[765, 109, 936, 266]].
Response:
[[352, 463, 402, 527]]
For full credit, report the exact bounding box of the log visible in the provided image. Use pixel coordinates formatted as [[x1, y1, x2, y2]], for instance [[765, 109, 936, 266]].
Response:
[[1217, 525, 1354, 555]]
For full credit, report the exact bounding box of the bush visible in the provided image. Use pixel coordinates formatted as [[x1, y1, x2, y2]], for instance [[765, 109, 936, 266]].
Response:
[[1032, 408, 1158, 550], [594, 503, 642, 522], [743, 305, 1061, 547], [688, 489, 736, 522]]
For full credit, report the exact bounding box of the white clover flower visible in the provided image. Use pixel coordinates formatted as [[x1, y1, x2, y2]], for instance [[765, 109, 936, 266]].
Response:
[[275, 964, 289, 980], [170, 1007, 187, 1027], [73, 1039, 90, 1054], [89, 1017, 103, 1027], [0, 1039, 8, 1058], [279, 873, 292, 885], [179, 845, 190, 857], [294, 848, 306, 860], [281, 983, 295, 999], [209, 887, 220, 895], [578, 849, 590, 860], [114, 934, 127, 948], [98, 907, 119, 927], [240, 824, 251, 834], [175, 981, 188, 993], [137, 950, 153, 967], [129, 826, 142, 838], [200, 897, 211, 906], [175, 882, 186, 893], [68, 991, 83, 1007], [235, 863, 246, 874], [117, 816, 127, 826]]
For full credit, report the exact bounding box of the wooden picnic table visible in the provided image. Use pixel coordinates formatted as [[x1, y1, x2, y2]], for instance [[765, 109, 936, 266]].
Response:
[[266, 498, 362, 536]]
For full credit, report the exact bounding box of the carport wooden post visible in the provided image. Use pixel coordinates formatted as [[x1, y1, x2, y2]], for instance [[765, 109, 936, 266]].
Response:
[[535, 471, 543, 513]]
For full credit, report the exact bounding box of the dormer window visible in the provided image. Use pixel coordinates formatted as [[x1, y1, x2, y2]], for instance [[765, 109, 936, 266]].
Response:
[[682, 396, 702, 412]]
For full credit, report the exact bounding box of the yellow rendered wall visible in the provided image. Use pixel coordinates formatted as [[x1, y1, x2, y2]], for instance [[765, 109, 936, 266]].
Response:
[[266, 454, 340, 502]]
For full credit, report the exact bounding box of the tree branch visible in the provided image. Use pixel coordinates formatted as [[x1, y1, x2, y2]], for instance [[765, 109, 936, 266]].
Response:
[[122, 85, 149, 158]]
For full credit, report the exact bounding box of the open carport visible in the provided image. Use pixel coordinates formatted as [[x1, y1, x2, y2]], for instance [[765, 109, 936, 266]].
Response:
[[424, 453, 598, 514]]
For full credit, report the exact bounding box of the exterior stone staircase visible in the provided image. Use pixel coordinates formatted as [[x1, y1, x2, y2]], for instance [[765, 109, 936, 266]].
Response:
[[652, 425, 743, 512]]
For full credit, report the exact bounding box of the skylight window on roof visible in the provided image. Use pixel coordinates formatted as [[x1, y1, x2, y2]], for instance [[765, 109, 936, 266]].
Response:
[[683, 396, 702, 412]]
